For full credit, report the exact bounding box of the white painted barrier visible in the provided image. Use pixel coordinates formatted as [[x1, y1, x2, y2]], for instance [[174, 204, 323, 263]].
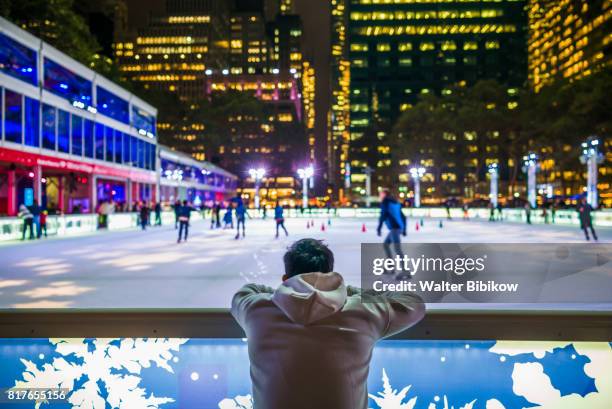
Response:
[[1, 208, 609, 242]]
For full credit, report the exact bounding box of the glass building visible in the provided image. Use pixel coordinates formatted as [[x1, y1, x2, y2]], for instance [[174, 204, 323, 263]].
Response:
[[339, 0, 528, 201], [229, 6, 270, 74], [329, 0, 351, 199], [528, 0, 611, 92], [114, 0, 231, 160], [0, 16, 158, 216], [159, 146, 237, 205], [527, 0, 611, 205]]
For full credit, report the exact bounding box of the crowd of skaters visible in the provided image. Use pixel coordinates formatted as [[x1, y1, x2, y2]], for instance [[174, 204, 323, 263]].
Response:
[[14, 192, 603, 242]]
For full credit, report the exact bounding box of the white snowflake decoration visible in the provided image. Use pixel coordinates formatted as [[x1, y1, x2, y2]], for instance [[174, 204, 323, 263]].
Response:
[[369, 368, 417, 409], [12, 338, 187, 409], [218, 394, 253, 409], [427, 395, 476, 409]]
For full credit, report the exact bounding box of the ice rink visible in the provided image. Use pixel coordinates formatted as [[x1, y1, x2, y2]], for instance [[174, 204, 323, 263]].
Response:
[[0, 216, 610, 309]]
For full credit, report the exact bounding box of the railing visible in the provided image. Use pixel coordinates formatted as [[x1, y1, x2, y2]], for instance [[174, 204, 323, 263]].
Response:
[[267, 207, 612, 227], [0, 211, 205, 242], [1, 207, 610, 242], [0, 309, 610, 340]]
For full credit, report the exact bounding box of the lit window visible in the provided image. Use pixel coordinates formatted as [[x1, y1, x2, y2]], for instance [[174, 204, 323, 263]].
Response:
[[350, 43, 369, 52], [463, 41, 478, 51], [440, 41, 457, 51], [419, 42, 435, 51], [398, 42, 412, 51], [376, 43, 391, 52], [399, 58, 412, 67]]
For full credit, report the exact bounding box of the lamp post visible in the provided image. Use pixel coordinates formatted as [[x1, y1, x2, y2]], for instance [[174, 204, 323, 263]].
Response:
[[364, 166, 373, 207], [409, 166, 426, 208], [522, 153, 538, 208], [248, 168, 266, 209], [297, 165, 314, 209], [580, 137, 603, 209], [488, 163, 499, 208]]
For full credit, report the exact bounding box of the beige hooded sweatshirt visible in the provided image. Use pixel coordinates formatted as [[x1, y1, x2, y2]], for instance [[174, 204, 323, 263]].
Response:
[[231, 272, 425, 409]]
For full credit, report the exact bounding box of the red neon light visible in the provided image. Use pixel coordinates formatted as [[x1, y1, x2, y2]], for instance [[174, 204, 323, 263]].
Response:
[[0, 147, 156, 183]]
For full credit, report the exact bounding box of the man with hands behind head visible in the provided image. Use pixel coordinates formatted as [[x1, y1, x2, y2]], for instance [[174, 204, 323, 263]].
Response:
[[231, 238, 424, 409]]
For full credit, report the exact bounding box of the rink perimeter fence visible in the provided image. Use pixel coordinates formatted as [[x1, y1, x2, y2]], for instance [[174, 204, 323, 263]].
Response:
[[0, 207, 611, 242]]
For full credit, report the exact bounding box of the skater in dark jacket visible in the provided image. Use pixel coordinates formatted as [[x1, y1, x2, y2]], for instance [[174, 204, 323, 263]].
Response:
[[223, 206, 234, 229], [377, 189, 407, 266], [177, 200, 194, 243], [274, 202, 289, 238], [139, 203, 150, 230], [154, 202, 162, 226], [234, 200, 250, 239], [577, 198, 598, 241], [18, 204, 34, 240]]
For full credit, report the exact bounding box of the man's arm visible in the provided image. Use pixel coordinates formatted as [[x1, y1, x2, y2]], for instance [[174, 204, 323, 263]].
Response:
[[381, 291, 425, 338], [231, 284, 275, 328], [347, 285, 425, 338]]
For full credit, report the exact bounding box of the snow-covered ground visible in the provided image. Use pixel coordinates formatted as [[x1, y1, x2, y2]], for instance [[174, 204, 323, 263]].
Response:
[[0, 217, 609, 309]]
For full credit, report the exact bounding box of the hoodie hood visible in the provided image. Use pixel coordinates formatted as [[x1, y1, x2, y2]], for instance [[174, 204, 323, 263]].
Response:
[[272, 272, 347, 325]]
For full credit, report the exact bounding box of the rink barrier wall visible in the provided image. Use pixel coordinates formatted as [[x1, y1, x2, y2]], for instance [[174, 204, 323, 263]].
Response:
[[0, 208, 610, 242], [0, 212, 204, 242], [0, 309, 610, 341], [254, 207, 611, 226]]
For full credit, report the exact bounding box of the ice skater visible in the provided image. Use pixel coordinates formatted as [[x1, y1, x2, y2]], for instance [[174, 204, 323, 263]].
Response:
[[154, 202, 162, 226], [223, 205, 234, 229], [234, 198, 250, 239], [210, 202, 222, 229], [524, 203, 532, 224], [274, 202, 289, 238], [139, 202, 150, 230], [18, 204, 34, 240], [177, 200, 193, 243], [377, 189, 407, 278], [577, 197, 598, 241]]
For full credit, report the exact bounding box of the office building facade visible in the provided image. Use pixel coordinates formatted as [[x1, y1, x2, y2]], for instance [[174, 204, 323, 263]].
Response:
[[341, 0, 528, 202]]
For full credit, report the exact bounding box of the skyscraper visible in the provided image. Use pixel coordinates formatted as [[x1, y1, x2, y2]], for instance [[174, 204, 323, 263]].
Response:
[[267, 13, 303, 75], [339, 0, 527, 200], [329, 0, 351, 199], [115, 0, 231, 159], [302, 60, 316, 162], [528, 0, 611, 92]]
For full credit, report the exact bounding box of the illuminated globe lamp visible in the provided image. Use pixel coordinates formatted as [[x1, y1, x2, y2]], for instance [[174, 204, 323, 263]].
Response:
[[521, 153, 538, 208], [579, 137, 604, 208], [248, 168, 266, 209], [297, 165, 314, 209], [409, 166, 426, 208], [487, 162, 499, 208]]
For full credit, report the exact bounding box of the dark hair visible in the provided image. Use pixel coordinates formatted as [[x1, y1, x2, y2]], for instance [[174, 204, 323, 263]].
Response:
[[283, 239, 334, 278], [182, 200, 188, 205]]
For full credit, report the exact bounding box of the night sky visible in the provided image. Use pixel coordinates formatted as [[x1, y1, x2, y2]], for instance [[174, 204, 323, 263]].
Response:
[[124, 0, 330, 147]]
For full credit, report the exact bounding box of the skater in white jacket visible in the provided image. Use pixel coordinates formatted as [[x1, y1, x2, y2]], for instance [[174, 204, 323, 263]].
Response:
[[231, 238, 425, 409]]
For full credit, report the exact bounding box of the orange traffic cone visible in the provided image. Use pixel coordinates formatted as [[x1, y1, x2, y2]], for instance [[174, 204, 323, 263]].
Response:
[[415, 222, 420, 231], [321, 223, 326, 232], [361, 223, 367, 233]]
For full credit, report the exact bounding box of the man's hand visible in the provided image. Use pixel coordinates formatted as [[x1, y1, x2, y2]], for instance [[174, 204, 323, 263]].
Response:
[[377, 228, 382, 237], [402, 230, 407, 237]]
